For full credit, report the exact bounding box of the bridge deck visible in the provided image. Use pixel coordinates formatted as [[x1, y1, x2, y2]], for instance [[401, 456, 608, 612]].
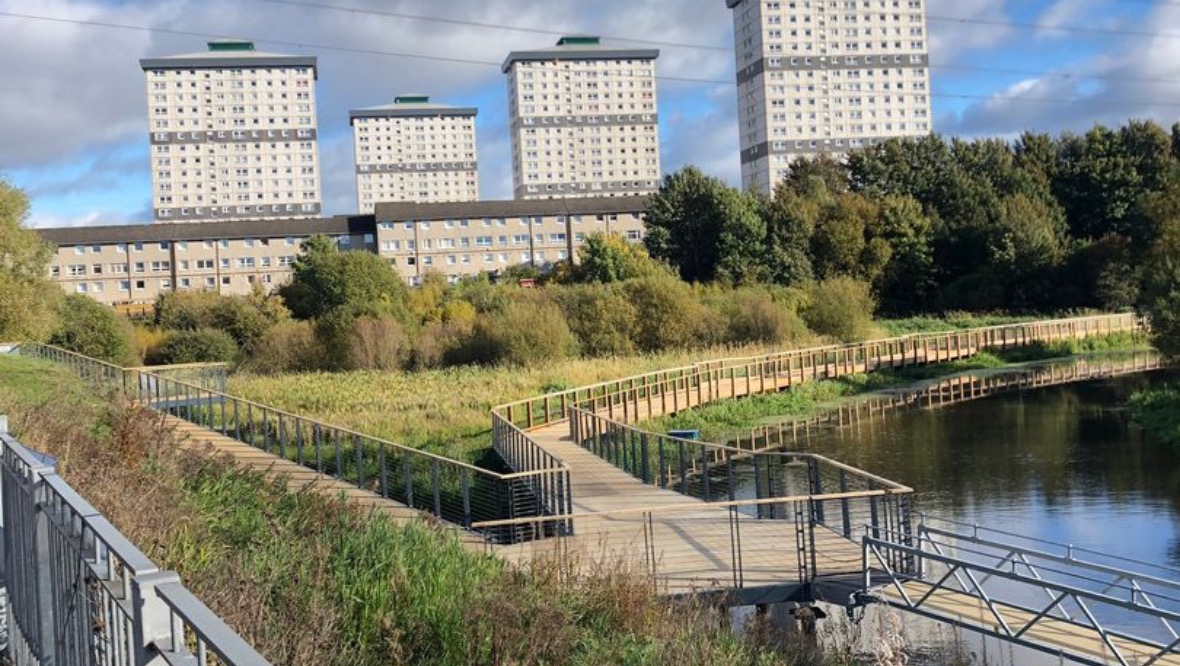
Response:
[[882, 581, 1180, 666], [165, 417, 490, 547], [494, 420, 865, 598]]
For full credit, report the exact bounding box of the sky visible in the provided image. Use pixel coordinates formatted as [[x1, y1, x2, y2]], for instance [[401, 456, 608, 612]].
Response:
[[2, 0, 1179, 229]]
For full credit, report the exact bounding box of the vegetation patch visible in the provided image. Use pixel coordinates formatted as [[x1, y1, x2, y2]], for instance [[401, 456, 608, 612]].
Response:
[[1130, 386, 1180, 449], [0, 354, 852, 666]]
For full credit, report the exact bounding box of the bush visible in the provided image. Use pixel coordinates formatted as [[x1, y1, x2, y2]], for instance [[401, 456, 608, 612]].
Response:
[[1130, 387, 1180, 448], [48, 294, 135, 364], [347, 315, 411, 371], [458, 297, 575, 366], [623, 275, 707, 352], [724, 290, 809, 345], [238, 321, 322, 374], [802, 277, 877, 342], [146, 328, 238, 365], [155, 290, 285, 352], [551, 284, 638, 357]]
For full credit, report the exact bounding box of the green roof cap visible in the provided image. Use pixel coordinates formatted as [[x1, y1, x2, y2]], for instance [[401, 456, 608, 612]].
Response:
[[395, 95, 430, 104], [557, 36, 601, 46], [208, 40, 255, 52]]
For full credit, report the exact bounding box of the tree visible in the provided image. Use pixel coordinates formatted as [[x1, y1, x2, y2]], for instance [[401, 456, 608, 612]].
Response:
[[0, 181, 59, 341], [643, 167, 767, 282], [48, 294, 134, 364], [280, 234, 409, 321], [146, 329, 239, 365], [802, 277, 877, 342], [572, 233, 661, 283], [1143, 219, 1180, 358]]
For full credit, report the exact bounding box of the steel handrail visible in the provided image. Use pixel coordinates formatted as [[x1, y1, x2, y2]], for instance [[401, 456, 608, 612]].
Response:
[[492, 313, 1141, 422], [470, 488, 890, 530]]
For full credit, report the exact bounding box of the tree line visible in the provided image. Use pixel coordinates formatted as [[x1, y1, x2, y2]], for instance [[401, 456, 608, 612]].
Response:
[[643, 120, 1180, 323]]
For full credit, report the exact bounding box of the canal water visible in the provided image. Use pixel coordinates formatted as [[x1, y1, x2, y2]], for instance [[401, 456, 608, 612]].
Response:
[[737, 355, 1180, 664]]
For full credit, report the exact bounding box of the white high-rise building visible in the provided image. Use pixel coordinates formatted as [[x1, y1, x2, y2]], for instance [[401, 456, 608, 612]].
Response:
[[726, 0, 933, 194], [503, 36, 662, 200], [140, 40, 322, 223], [349, 95, 479, 213]]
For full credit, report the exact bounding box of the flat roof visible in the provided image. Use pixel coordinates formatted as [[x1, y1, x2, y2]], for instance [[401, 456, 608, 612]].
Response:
[[501, 36, 658, 72], [375, 196, 649, 221], [348, 97, 478, 124], [36, 215, 374, 247], [140, 41, 318, 78]]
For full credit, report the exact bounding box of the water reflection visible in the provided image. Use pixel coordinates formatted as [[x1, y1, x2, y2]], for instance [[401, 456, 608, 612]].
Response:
[[722, 353, 1180, 664]]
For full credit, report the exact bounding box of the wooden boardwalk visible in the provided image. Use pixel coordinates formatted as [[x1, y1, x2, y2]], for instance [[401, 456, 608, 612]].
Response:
[[165, 416, 491, 547]]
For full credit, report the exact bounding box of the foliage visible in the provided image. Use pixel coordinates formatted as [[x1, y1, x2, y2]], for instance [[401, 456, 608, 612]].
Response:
[[457, 296, 576, 366], [346, 315, 412, 371], [720, 289, 809, 346], [154, 289, 287, 352], [146, 328, 238, 365], [552, 283, 639, 357], [623, 274, 709, 352], [569, 232, 665, 284], [0, 180, 59, 341], [1141, 192, 1180, 358], [1129, 387, 1180, 449], [644, 166, 767, 283], [48, 293, 135, 364], [802, 277, 877, 342], [281, 235, 409, 321], [0, 357, 817, 666], [237, 320, 322, 375]]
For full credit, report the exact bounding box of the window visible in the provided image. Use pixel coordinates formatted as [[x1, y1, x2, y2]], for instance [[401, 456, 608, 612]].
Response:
[[221, 276, 231, 286], [177, 241, 187, 251], [73, 246, 84, 256], [68, 264, 86, 276], [119, 281, 130, 292]]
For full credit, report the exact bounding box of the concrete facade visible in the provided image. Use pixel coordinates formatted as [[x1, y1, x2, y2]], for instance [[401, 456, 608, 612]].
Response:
[[38, 197, 649, 302], [39, 217, 374, 306], [140, 40, 323, 223], [350, 96, 480, 213], [726, 0, 933, 194], [373, 197, 648, 285], [503, 36, 662, 200]]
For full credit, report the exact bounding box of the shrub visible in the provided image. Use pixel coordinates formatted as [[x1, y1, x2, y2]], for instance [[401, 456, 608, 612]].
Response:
[[238, 321, 322, 374], [458, 297, 575, 366], [623, 275, 707, 352], [410, 320, 474, 370], [155, 290, 285, 352], [347, 315, 411, 371], [49, 294, 135, 364], [146, 328, 238, 365], [802, 277, 877, 342], [551, 284, 638, 357], [725, 290, 809, 345]]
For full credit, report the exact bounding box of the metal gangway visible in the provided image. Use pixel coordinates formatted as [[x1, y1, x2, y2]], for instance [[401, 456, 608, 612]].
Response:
[[861, 515, 1180, 666]]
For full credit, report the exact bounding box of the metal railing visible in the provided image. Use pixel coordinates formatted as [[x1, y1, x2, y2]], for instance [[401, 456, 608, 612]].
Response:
[[17, 343, 571, 544], [703, 350, 1163, 467], [0, 426, 270, 666], [492, 313, 1142, 436], [473, 489, 910, 598], [863, 515, 1180, 666]]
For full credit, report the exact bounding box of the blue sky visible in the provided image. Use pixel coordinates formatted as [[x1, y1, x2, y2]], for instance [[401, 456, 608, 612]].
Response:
[[2, 0, 1178, 228]]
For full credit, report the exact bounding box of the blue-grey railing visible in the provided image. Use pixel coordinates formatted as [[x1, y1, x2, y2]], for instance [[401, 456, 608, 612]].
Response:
[[0, 423, 270, 666], [17, 344, 572, 544]]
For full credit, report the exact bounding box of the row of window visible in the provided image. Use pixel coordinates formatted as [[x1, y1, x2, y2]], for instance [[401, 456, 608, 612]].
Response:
[[74, 274, 276, 294], [377, 213, 638, 232]]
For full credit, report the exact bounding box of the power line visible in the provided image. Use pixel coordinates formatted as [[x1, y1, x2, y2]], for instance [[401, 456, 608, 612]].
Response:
[[6, 10, 1180, 109], [228, 1, 1180, 89], [245, 0, 732, 52], [925, 12, 1180, 40]]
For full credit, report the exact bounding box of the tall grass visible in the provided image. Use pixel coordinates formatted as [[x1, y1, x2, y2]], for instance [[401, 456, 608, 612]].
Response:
[[0, 355, 858, 666]]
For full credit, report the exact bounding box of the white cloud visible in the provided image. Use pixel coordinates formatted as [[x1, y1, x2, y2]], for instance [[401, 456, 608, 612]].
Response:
[[25, 210, 136, 229], [927, 0, 1013, 64], [941, 4, 1180, 137]]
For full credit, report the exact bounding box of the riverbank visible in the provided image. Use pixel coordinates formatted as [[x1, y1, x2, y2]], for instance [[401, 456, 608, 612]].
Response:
[[641, 332, 1147, 442], [1130, 386, 1180, 448], [0, 354, 847, 666]]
